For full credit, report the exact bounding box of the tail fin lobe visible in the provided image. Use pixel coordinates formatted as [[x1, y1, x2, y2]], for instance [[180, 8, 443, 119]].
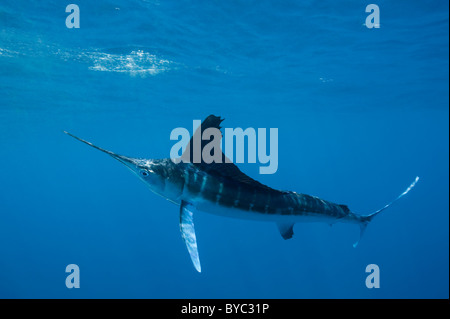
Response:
[[353, 176, 419, 247]]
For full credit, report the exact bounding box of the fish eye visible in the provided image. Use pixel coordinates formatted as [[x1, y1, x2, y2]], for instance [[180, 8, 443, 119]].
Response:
[[140, 170, 149, 177]]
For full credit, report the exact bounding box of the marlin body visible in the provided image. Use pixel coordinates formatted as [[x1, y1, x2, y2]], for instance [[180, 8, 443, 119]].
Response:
[[65, 115, 419, 272]]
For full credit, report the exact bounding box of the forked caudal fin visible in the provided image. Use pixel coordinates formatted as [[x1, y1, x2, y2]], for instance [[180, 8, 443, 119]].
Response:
[[353, 176, 420, 248]]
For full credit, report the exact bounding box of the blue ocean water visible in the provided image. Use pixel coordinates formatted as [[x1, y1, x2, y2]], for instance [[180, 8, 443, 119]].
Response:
[[0, 0, 448, 298]]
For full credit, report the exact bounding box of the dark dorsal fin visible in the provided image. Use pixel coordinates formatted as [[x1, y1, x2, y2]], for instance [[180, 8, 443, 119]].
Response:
[[339, 204, 350, 213], [181, 115, 225, 164], [181, 115, 283, 194]]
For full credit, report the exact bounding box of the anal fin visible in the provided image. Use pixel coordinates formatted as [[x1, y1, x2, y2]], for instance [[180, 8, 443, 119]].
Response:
[[277, 222, 295, 240]]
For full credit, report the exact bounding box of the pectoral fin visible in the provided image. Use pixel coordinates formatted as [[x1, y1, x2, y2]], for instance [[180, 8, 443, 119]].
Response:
[[277, 222, 295, 240], [180, 200, 201, 272]]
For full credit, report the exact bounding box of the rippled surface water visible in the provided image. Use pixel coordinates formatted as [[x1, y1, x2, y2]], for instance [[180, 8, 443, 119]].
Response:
[[0, 1, 448, 298]]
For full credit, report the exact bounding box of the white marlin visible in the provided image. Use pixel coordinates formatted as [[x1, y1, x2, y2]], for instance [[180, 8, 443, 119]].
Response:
[[65, 115, 419, 272]]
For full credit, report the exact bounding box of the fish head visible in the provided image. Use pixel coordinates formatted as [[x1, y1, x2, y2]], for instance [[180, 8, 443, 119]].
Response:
[[64, 131, 182, 202]]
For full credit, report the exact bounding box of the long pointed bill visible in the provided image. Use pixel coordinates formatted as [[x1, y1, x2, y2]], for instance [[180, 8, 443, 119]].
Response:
[[64, 131, 138, 169]]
